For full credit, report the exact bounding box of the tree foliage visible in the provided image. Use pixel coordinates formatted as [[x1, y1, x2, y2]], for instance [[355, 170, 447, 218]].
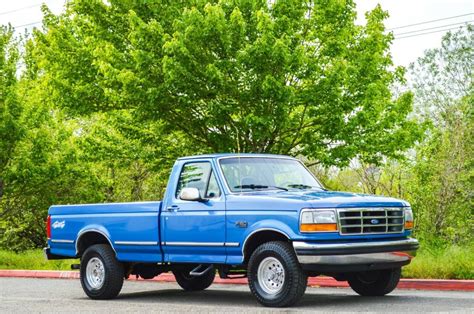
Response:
[[322, 26, 473, 245], [406, 26, 473, 244], [0, 28, 104, 249], [0, 26, 21, 199], [34, 0, 422, 166], [3, 2, 466, 252]]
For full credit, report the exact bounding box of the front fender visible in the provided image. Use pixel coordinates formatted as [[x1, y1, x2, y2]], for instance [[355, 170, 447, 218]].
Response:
[[225, 219, 299, 265], [242, 219, 298, 242]]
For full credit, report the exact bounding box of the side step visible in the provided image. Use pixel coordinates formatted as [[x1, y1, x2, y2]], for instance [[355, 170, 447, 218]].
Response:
[[217, 267, 247, 279], [189, 264, 213, 276]]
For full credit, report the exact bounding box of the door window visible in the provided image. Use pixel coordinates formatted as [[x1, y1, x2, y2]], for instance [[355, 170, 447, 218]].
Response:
[[176, 162, 221, 199]]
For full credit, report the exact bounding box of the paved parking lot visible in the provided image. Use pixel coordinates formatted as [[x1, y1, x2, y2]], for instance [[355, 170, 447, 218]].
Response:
[[1, 277, 473, 313]]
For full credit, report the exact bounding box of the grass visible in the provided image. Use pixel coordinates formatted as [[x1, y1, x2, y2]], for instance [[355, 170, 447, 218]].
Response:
[[0, 243, 473, 279], [0, 249, 74, 271], [402, 243, 474, 280]]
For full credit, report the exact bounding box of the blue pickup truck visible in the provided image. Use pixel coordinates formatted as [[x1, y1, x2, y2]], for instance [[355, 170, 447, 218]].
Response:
[[45, 154, 418, 307]]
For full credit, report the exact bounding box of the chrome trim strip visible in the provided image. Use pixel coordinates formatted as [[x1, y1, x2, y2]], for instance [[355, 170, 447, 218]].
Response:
[[163, 242, 225, 247], [297, 252, 414, 265], [114, 241, 158, 246], [162, 241, 239, 247], [51, 239, 74, 244], [224, 242, 240, 247], [292, 238, 419, 250]]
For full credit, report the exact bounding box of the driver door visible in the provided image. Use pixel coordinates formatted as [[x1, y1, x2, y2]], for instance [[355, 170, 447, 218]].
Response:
[[161, 161, 226, 263]]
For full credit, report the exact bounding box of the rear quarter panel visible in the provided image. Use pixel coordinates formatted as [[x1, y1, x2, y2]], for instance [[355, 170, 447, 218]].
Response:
[[48, 201, 162, 263]]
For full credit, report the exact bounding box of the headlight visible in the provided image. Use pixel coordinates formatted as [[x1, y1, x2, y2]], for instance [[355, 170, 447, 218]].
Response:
[[404, 207, 414, 230], [300, 209, 338, 232]]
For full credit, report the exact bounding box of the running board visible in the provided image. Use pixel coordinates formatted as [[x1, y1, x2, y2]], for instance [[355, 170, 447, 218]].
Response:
[[189, 264, 213, 276]]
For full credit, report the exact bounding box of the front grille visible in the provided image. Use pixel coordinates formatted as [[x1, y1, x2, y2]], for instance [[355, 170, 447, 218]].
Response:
[[337, 208, 404, 235]]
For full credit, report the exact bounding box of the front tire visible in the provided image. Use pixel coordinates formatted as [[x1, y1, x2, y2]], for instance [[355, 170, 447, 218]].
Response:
[[80, 244, 124, 299], [348, 267, 401, 296], [173, 266, 215, 291], [248, 241, 307, 307]]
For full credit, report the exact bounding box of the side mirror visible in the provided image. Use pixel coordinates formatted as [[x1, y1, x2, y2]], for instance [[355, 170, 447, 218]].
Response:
[[179, 187, 207, 202]]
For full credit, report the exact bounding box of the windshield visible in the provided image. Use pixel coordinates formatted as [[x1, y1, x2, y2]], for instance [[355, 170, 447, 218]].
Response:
[[219, 157, 324, 193]]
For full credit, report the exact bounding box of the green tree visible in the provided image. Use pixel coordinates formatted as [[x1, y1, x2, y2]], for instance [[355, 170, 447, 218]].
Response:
[[0, 31, 104, 250], [406, 26, 473, 244], [0, 26, 22, 199], [78, 111, 201, 202], [409, 25, 473, 126], [34, 0, 422, 167]]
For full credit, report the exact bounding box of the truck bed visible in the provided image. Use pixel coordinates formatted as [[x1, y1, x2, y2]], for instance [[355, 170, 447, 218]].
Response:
[[48, 201, 163, 263]]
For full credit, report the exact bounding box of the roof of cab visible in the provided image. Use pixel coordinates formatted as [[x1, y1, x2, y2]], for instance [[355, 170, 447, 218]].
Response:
[[177, 153, 297, 161]]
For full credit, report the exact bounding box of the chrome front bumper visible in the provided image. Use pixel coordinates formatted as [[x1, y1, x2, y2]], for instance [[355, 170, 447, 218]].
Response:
[[293, 238, 419, 271]]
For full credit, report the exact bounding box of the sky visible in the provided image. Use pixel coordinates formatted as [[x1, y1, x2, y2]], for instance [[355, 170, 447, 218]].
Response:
[[0, 0, 472, 67]]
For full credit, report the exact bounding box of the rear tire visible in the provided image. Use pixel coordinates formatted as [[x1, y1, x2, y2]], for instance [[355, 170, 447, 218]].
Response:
[[248, 241, 307, 307], [348, 267, 401, 296], [80, 244, 124, 299], [173, 266, 215, 291]]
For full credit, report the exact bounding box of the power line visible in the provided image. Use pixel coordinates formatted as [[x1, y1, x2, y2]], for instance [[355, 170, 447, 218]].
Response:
[[388, 13, 474, 31], [394, 25, 468, 40], [13, 21, 42, 28], [393, 21, 473, 36], [0, 4, 42, 16]]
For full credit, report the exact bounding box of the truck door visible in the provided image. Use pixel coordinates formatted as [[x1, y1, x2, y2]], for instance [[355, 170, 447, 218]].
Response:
[[161, 160, 226, 263]]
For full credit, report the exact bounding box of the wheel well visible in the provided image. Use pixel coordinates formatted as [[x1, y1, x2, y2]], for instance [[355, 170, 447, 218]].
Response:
[[76, 231, 113, 257], [243, 230, 290, 263]]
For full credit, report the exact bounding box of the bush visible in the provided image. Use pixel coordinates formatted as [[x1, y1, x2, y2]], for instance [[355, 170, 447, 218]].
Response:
[[0, 249, 74, 270], [402, 243, 474, 279]]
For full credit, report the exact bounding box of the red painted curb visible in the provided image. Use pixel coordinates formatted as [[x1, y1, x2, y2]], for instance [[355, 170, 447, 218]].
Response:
[[1, 270, 472, 291]]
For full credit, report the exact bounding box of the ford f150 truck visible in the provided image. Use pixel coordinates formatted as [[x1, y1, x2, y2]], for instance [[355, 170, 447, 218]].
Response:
[[45, 154, 418, 307]]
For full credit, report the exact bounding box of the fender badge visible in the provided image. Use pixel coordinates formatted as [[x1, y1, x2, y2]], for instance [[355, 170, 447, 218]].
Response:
[[52, 220, 66, 229]]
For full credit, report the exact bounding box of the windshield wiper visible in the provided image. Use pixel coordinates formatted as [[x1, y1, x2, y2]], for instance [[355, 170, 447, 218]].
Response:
[[287, 184, 327, 191], [234, 184, 288, 191]]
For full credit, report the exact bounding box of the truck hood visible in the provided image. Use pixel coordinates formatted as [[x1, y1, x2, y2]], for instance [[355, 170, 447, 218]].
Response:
[[227, 190, 409, 209]]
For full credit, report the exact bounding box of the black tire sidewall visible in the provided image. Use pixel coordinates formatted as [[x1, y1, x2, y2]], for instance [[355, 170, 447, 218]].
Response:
[[348, 267, 401, 296], [80, 244, 123, 299], [248, 241, 307, 307], [249, 249, 290, 301]]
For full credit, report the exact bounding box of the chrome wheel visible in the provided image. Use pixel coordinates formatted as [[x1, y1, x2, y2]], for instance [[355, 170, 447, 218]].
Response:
[[257, 257, 285, 295], [86, 257, 105, 290]]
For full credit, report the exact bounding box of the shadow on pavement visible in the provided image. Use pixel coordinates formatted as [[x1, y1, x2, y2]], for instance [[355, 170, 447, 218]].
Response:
[[115, 288, 415, 308]]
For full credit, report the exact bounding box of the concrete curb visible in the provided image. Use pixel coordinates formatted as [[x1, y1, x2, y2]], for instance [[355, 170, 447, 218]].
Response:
[[1, 270, 472, 291]]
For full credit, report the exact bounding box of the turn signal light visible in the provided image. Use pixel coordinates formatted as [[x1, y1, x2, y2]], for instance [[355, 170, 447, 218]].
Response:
[[405, 220, 414, 230], [300, 223, 338, 232], [404, 208, 414, 230]]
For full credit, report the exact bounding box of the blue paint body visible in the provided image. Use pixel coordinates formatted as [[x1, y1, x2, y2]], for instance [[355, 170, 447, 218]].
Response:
[[48, 154, 412, 265]]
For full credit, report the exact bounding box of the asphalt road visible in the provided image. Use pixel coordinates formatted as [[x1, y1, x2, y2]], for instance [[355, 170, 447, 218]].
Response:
[[0, 278, 473, 313]]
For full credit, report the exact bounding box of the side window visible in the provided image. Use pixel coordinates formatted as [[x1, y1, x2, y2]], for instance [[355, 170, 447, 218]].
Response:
[[176, 162, 221, 199], [206, 171, 221, 198]]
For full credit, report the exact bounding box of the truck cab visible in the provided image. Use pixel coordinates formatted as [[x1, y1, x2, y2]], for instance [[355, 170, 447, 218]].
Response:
[[45, 154, 418, 307]]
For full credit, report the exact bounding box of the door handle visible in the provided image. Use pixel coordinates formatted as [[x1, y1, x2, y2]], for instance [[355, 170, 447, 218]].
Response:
[[167, 205, 179, 211]]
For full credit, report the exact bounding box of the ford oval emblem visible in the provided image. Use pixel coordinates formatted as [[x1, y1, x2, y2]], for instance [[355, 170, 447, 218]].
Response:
[[370, 219, 379, 225]]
